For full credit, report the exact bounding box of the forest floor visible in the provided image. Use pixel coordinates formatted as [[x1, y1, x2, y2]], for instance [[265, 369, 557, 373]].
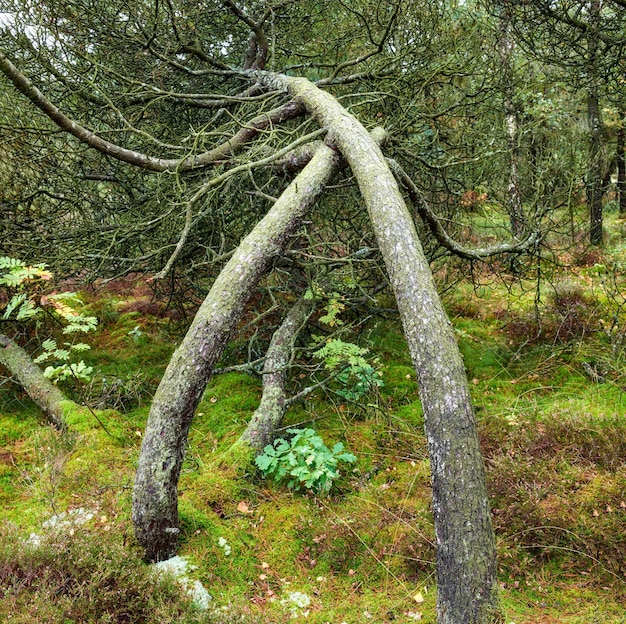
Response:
[[1, 216, 626, 623]]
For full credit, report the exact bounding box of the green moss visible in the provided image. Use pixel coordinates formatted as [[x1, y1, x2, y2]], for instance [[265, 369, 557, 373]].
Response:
[[4, 240, 626, 622], [0, 408, 41, 444]]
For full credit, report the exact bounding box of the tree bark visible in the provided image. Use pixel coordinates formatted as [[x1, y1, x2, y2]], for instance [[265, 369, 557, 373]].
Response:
[[131, 141, 344, 562], [617, 113, 626, 218], [588, 90, 604, 245], [587, 0, 604, 246], [238, 294, 315, 449], [251, 72, 501, 624], [497, 7, 526, 238], [0, 334, 70, 429]]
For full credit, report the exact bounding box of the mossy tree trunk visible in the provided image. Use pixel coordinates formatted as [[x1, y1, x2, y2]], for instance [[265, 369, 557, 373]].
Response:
[[131, 142, 342, 562], [238, 294, 314, 449], [0, 334, 70, 429], [251, 72, 501, 624]]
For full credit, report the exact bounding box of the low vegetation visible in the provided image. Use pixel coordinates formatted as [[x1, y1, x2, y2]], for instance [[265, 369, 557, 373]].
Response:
[[1, 220, 626, 623]]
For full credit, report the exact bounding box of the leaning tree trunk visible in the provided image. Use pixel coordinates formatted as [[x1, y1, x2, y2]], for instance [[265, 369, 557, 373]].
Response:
[[238, 294, 314, 449], [252, 72, 501, 624], [132, 142, 345, 562], [0, 334, 70, 429], [132, 127, 387, 562]]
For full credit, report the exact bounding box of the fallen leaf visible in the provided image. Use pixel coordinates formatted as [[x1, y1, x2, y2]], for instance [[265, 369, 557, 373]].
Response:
[[259, 574, 267, 581], [348, 569, 355, 576], [414, 591, 424, 603], [593, 509, 600, 517], [237, 501, 253, 514], [261, 561, 270, 569]]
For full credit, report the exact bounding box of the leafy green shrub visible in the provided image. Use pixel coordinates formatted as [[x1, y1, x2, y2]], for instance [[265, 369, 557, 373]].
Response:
[[314, 339, 384, 401], [0, 257, 97, 383], [255, 428, 356, 493]]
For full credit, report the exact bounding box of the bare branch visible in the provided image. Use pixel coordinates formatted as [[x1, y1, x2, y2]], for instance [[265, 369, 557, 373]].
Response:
[[223, 0, 269, 69], [388, 158, 541, 260], [0, 50, 304, 172], [152, 128, 327, 280]]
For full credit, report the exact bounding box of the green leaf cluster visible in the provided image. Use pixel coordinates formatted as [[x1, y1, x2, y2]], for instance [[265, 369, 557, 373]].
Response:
[[255, 428, 356, 493], [314, 339, 384, 401], [0, 256, 97, 384]]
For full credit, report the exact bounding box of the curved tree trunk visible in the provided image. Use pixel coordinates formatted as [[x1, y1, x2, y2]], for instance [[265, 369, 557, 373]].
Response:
[[132, 127, 387, 562], [131, 142, 343, 562], [252, 72, 501, 624], [0, 334, 70, 429], [238, 294, 314, 449]]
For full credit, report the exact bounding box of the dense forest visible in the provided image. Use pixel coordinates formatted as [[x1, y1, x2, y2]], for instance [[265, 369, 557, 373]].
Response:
[[1, 1, 625, 622]]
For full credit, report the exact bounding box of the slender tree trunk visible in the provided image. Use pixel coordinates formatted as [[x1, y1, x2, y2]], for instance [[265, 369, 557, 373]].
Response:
[[588, 0, 604, 246], [238, 294, 314, 449], [497, 8, 525, 238], [0, 334, 70, 429], [588, 90, 604, 245], [617, 113, 626, 218], [131, 141, 345, 562], [255, 73, 501, 624]]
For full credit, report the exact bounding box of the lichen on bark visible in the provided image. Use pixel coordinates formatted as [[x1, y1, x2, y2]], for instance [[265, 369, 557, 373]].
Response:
[[0, 334, 71, 430], [238, 294, 314, 449]]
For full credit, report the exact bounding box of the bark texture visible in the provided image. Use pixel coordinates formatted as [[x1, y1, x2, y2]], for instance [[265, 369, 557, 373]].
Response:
[[617, 116, 626, 217], [588, 90, 604, 246], [253, 72, 501, 623], [0, 334, 69, 429], [587, 0, 604, 246], [239, 295, 314, 449], [497, 9, 526, 238], [132, 143, 342, 562]]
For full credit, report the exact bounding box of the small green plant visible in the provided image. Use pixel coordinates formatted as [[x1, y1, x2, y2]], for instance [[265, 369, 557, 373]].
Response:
[[255, 428, 356, 493], [0, 256, 97, 383], [314, 338, 384, 401]]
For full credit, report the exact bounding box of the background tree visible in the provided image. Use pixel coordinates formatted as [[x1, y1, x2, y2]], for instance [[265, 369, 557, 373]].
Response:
[[494, 0, 626, 245]]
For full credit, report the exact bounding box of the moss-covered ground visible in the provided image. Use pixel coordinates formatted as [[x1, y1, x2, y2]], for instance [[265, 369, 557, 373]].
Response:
[[1, 222, 626, 623]]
